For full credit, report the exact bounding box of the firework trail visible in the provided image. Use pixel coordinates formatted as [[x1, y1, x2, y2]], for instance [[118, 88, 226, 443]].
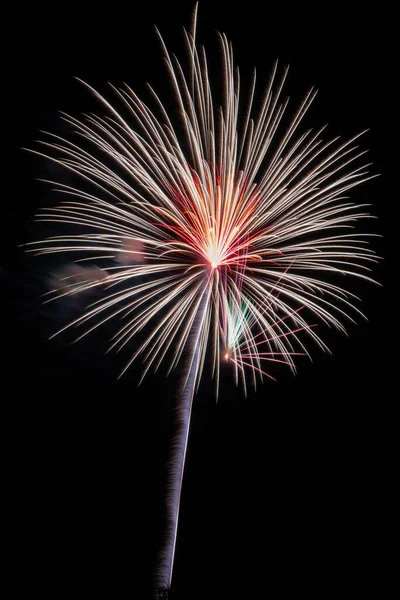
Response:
[[25, 4, 378, 595], [156, 278, 210, 592]]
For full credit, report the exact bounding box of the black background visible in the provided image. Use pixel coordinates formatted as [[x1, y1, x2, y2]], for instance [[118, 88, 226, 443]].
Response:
[[4, 1, 387, 598]]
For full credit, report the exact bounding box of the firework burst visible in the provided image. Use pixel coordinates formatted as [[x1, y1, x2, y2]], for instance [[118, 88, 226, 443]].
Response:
[[25, 4, 378, 594]]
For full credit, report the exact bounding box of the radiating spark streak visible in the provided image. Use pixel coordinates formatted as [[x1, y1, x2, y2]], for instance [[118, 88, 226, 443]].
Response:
[[230, 357, 277, 381]]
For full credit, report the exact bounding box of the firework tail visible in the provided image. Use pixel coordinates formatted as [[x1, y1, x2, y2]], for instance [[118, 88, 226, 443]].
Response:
[[156, 281, 209, 595]]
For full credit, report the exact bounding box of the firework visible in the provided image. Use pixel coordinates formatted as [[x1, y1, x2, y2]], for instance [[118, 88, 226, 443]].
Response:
[[25, 4, 378, 595]]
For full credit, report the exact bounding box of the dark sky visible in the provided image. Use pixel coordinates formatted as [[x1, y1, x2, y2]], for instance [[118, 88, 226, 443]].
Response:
[[4, 2, 386, 598]]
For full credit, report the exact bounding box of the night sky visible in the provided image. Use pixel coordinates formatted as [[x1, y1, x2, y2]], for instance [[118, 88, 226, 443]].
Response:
[[4, 2, 386, 598]]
